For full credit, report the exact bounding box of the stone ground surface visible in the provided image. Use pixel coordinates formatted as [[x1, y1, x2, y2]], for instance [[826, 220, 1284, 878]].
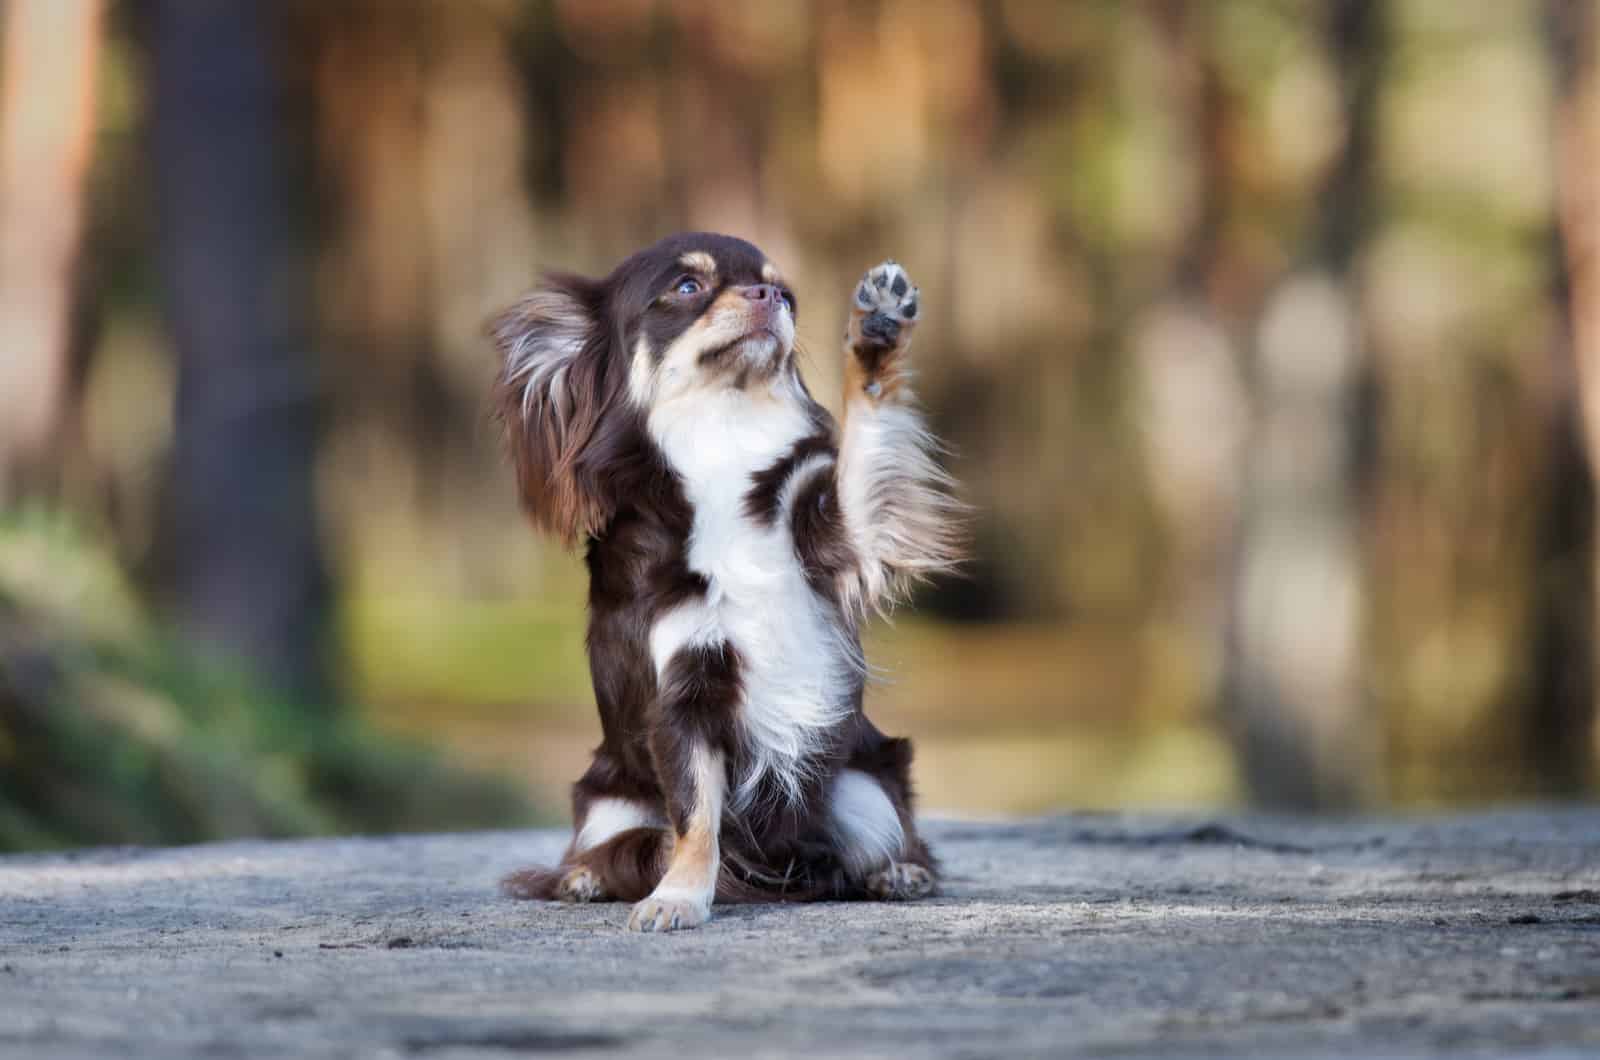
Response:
[[2, 811, 1599, 1059]]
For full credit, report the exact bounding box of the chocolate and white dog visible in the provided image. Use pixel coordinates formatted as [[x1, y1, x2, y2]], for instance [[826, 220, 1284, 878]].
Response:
[[492, 233, 961, 931]]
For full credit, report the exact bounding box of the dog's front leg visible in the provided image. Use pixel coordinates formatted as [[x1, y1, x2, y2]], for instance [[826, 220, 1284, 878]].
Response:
[[629, 639, 736, 932], [628, 737, 723, 932], [835, 260, 964, 614]]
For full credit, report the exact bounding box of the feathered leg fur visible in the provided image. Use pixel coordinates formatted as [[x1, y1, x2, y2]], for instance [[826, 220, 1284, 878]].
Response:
[[835, 260, 965, 616]]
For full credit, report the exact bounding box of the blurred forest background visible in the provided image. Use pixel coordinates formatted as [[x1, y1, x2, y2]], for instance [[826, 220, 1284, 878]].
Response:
[[3, 0, 1599, 850]]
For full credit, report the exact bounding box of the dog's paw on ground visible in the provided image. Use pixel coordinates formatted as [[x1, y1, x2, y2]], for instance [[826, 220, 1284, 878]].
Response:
[[554, 867, 606, 903], [867, 861, 935, 901], [627, 895, 709, 932]]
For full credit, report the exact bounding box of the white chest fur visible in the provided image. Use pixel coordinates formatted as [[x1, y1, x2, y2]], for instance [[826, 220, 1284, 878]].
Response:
[[646, 386, 856, 810]]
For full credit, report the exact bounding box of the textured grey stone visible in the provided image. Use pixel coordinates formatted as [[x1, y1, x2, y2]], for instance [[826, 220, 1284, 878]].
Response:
[[2, 810, 1598, 1058]]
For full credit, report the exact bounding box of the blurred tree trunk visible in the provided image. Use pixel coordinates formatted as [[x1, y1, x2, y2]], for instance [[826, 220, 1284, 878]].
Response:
[[302, 2, 438, 499], [1547, 0, 1600, 794], [0, 0, 103, 500], [1223, 0, 1382, 809], [1135, 0, 1246, 720], [151, 0, 332, 704]]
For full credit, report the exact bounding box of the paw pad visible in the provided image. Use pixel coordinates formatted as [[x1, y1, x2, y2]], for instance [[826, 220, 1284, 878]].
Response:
[[854, 260, 920, 323]]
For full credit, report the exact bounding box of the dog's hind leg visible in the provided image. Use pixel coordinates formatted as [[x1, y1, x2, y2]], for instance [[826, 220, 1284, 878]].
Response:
[[829, 735, 938, 901], [555, 792, 668, 902], [530, 796, 666, 903], [502, 825, 670, 905], [827, 769, 937, 900], [502, 752, 669, 904]]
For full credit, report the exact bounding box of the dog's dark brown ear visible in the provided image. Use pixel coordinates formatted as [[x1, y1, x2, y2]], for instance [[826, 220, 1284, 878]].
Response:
[[491, 275, 614, 543]]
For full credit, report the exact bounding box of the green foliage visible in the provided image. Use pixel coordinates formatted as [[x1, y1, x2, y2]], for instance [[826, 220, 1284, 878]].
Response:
[[0, 510, 536, 852], [342, 594, 593, 721]]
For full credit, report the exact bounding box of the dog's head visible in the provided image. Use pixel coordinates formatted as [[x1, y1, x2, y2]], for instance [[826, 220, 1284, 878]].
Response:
[[492, 232, 800, 541]]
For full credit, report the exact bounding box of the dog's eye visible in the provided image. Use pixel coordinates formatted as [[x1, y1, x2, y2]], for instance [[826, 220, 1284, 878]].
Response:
[[674, 277, 702, 296]]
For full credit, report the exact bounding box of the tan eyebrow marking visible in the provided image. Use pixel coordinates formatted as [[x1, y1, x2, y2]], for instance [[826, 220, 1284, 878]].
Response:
[[760, 262, 783, 285], [678, 251, 717, 275]]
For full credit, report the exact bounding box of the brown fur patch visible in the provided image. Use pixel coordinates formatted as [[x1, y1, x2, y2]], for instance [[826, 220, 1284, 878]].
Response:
[[501, 827, 669, 904], [490, 278, 621, 543], [742, 433, 836, 526]]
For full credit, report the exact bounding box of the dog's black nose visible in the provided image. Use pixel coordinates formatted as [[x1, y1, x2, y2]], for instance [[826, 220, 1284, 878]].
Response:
[[742, 283, 781, 303]]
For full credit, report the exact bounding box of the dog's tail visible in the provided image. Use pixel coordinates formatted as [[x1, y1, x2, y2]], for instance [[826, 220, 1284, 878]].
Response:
[[500, 827, 848, 903]]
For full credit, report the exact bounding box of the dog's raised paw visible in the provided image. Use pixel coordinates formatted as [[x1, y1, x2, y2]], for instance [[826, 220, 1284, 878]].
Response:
[[854, 260, 919, 322], [847, 260, 920, 390], [554, 867, 606, 903], [627, 895, 708, 933], [866, 861, 935, 901]]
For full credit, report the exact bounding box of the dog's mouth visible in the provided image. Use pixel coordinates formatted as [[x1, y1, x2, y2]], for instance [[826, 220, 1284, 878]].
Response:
[[699, 327, 782, 368]]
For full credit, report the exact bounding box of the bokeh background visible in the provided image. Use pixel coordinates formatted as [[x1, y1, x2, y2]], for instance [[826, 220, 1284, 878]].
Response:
[[4, 0, 1599, 850]]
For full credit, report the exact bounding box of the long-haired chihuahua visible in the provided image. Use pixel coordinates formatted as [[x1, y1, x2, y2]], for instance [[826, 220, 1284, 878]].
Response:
[[492, 233, 962, 931]]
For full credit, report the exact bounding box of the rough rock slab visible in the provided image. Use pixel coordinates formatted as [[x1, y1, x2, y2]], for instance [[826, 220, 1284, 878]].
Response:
[[2, 810, 1599, 1058]]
